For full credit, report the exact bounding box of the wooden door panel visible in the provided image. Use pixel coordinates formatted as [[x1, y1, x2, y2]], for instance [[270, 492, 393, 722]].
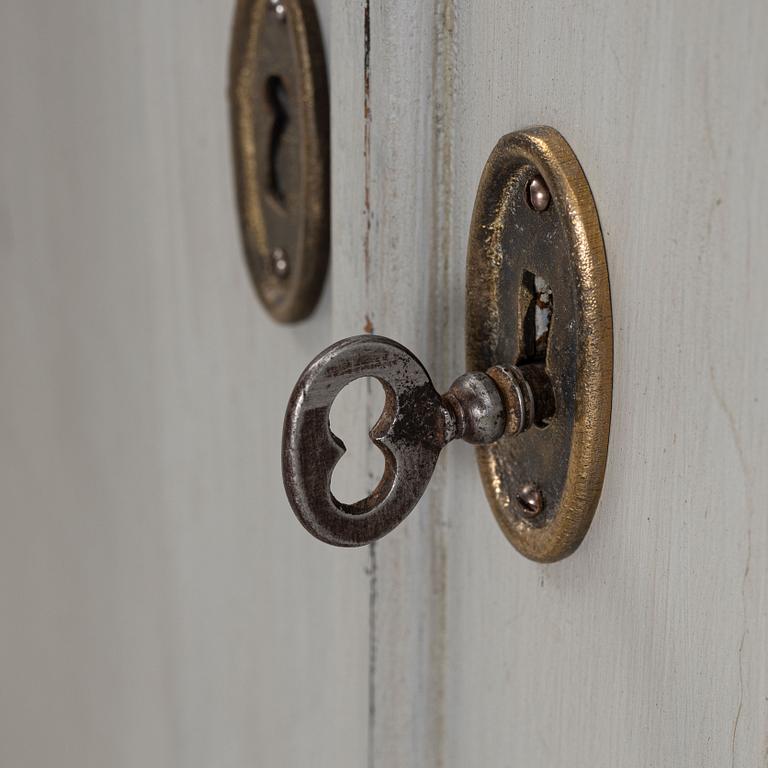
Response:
[[1, 1, 766, 766], [0, 3, 368, 767], [361, 1, 768, 766]]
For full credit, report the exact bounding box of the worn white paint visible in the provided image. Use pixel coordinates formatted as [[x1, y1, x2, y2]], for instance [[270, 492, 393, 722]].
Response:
[[2, 0, 767, 766], [0, 2, 369, 767], [363, 1, 768, 766]]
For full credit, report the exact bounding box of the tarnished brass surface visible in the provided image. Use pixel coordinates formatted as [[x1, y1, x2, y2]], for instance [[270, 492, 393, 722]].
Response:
[[229, 0, 329, 322], [466, 127, 613, 562]]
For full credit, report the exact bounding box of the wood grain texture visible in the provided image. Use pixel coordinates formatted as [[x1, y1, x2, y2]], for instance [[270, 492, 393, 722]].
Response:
[[0, 2, 369, 767], [364, 0, 768, 765], [356, 2, 460, 766]]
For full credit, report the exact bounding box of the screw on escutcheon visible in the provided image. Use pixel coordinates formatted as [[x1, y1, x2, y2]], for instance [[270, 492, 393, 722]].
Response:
[[517, 483, 544, 518], [271, 247, 290, 279], [527, 176, 551, 212], [269, 0, 286, 20]]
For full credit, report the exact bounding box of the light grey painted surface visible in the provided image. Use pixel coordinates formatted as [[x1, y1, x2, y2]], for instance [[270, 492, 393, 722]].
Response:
[[0, 2, 368, 767], [363, 1, 768, 766], [2, 1, 767, 767]]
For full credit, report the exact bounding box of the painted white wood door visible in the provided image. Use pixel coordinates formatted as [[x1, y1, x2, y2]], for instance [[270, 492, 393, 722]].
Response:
[[358, 2, 768, 766], [0, 3, 370, 767], [2, 2, 767, 767]]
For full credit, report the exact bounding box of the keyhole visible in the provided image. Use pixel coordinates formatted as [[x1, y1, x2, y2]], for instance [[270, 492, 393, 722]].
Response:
[[519, 270, 554, 426], [329, 377, 386, 505], [265, 75, 290, 205], [520, 270, 553, 363]]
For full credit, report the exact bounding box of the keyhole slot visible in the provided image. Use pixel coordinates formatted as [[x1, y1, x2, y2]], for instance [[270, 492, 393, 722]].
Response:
[[329, 377, 387, 505], [519, 270, 553, 364], [265, 75, 290, 206], [519, 270, 554, 427]]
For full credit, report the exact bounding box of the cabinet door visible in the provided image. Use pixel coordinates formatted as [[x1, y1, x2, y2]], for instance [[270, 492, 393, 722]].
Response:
[[2, 1, 767, 767], [357, 1, 768, 766], [0, 3, 368, 767]]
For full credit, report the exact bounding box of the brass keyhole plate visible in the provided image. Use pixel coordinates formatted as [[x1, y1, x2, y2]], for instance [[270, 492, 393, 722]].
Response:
[[229, 0, 329, 323], [466, 127, 613, 562]]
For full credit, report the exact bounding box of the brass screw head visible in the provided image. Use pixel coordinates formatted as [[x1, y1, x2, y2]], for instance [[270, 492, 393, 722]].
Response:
[[271, 247, 290, 278], [269, 0, 286, 20], [517, 483, 544, 518], [527, 176, 551, 212]]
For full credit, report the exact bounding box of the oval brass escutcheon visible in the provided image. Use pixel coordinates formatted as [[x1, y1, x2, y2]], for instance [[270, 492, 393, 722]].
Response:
[[466, 127, 613, 562], [229, 0, 329, 323]]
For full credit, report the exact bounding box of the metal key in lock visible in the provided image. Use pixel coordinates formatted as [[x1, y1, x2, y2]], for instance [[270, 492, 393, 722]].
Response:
[[282, 127, 613, 562], [283, 335, 554, 545]]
